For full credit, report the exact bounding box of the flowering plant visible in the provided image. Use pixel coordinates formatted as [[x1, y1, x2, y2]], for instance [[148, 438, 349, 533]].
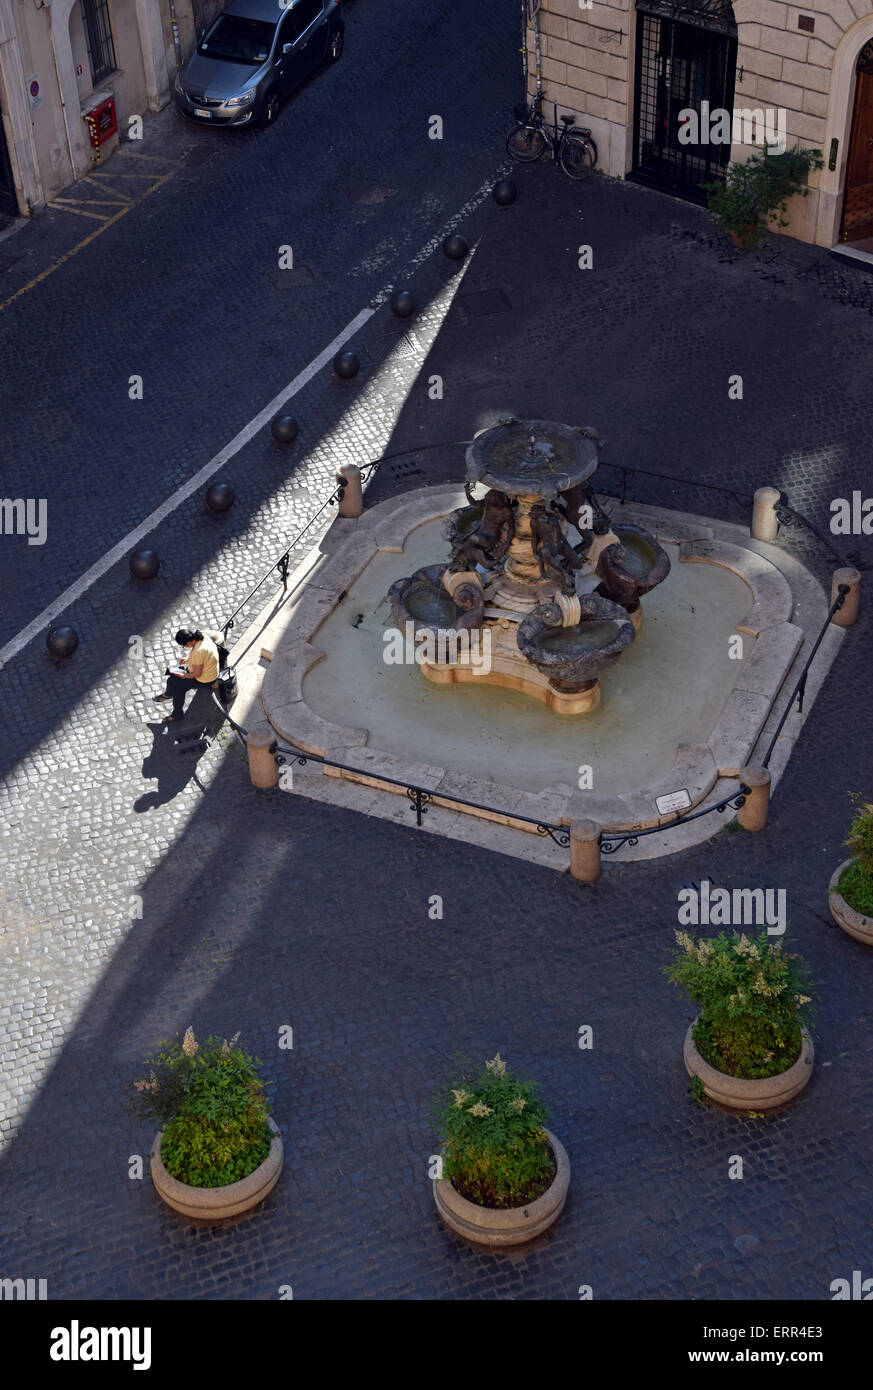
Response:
[[666, 932, 813, 1079], [432, 1055, 554, 1208], [129, 1028, 272, 1188]]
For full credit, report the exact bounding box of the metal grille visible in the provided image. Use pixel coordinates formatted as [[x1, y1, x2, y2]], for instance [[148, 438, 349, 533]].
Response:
[[80, 0, 117, 85], [632, 10, 737, 203], [858, 40, 873, 74], [637, 0, 736, 36]]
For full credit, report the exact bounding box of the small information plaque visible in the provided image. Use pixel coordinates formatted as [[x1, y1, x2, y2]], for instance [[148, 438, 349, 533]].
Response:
[[656, 788, 692, 815]]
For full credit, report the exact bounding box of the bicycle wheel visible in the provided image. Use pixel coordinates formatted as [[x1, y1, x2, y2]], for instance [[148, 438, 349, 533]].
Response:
[[560, 133, 596, 180], [506, 123, 547, 162]]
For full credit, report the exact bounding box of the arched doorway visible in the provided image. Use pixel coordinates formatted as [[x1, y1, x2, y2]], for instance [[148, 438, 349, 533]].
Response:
[[631, 0, 737, 204], [840, 41, 873, 245]]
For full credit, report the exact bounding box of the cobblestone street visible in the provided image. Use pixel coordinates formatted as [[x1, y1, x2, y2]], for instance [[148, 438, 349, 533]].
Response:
[[1, 0, 872, 1303]]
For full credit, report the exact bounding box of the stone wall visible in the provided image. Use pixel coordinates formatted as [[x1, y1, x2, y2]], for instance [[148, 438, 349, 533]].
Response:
[[527, 0, 873, 247]]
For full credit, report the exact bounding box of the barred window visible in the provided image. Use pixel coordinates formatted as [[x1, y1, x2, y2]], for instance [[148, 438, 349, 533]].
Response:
[[81, 0, 117, 85]]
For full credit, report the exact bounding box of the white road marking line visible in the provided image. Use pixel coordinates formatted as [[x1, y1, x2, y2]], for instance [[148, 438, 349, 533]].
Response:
[[0, 174, 502, 672]]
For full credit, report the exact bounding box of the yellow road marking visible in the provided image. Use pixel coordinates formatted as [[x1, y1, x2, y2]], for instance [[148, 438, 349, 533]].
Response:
[[50, 202, 114, 221], [81, 175, 134, 205], [0, 168, 176, 313]]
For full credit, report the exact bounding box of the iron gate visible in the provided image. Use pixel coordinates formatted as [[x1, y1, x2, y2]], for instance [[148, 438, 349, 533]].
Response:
[[631, 1, 737, 204]]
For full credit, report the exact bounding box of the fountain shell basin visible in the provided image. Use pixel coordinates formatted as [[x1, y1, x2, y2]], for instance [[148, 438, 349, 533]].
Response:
[[386, 564, 485, 643], [596, 524, 671, 611], [517, 593, 635, 693], [466, 418, 601, 502]]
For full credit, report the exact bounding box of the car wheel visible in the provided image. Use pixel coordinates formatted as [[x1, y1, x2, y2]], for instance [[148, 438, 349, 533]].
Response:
[[262, 89, 280, 125], [328, 27, 343, 62]]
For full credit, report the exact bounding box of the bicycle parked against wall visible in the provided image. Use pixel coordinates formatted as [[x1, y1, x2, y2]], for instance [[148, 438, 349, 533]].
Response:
[[506, 94, 598, 180]]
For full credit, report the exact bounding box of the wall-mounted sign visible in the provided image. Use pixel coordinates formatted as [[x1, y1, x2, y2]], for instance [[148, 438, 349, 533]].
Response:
[[76, 64, 84, 78], [27, 75, 41, 112]]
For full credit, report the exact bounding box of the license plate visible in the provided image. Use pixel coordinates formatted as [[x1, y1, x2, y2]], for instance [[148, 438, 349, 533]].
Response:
[[194, 107, 212, 118]]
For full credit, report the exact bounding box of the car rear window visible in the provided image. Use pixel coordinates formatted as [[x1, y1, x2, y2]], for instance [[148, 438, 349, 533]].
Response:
[[199, 15, 276, 65]]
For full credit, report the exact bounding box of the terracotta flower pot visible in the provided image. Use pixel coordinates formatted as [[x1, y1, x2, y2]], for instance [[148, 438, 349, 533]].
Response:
[[150, 1117, 283, 1220], [683, 1021, 813, 1112], [433, 1129, 570, 1247], [730, 225, 759, 249], [829, 858, 873, 945]]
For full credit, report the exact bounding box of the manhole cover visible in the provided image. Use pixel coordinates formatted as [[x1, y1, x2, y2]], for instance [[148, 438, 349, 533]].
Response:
[[461, 288, 512, 317], [344, 184, 397, 205], [0, 253, 19, 273], [272, 266, 316, 289]]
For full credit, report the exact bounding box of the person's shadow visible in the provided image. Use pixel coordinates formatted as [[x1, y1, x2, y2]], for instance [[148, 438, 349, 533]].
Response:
[[134, 687, 225, 812]]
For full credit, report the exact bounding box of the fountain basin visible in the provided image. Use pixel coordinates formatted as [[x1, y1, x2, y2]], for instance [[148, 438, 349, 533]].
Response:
[[466, 418, 601, 501], [596, 524, 671, 613], [387, 564, 484, 638], [517, 595, 636, 693]]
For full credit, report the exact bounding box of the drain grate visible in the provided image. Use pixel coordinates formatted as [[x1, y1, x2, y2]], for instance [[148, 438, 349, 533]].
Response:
[[383, 330, 421, 359], [461, 288, 512, 317]]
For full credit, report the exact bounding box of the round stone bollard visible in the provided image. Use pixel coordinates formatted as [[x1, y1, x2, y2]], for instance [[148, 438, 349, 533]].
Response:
[[271, 414, 299, 444], [336, 464, 363, 519], [737, 765, 771, 832], [248, 721, 279, 790], [333, 350, 360, 380], [751, 486, 781, 541], [492, 178, 517, 206], [206, 482, 235, 512], [830, 567, 861, 628], [129, 549, 159, 580], [443, 233, 468, 261], [46, 626, 79, 660], [570, 820, 601, 883], [390, 289, 415, 319]]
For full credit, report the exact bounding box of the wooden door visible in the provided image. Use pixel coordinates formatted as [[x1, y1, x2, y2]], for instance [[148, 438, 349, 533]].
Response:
[[842, 44, 873, 242]]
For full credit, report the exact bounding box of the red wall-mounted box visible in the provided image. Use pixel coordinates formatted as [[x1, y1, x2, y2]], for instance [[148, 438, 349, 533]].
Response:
[[85, 96, 117, 147]]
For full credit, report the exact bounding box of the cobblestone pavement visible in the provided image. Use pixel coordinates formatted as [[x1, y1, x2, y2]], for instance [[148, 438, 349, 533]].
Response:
[[1, 7, 872, 1296]]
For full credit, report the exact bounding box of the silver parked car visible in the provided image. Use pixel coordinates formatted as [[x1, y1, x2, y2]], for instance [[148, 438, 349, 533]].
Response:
[[173, 0, 344, 127]]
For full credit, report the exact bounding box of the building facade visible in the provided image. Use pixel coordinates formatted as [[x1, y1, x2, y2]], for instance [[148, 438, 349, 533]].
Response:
[[0, 0, 222, 217], [527, 0, 873, 250]]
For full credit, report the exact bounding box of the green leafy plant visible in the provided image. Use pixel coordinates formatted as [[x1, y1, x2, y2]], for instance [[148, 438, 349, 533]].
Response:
[[689, 1074, 705, 1106], [666, 931, 813, 1079], [432, 1054, 554, 1209], [129, 1028, 272, 1188], [839, 793, 873, 915], [706, 143, 824, 248]]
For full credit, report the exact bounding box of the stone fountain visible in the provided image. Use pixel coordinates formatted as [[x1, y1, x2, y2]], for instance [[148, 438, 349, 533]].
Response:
[[386, 418, 671, 714]]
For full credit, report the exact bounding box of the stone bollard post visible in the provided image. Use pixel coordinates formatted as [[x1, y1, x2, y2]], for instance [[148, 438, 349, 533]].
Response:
[[248, 721, 279, 790], [751, 486, 781, 542], [336, 465, 364, 518], [570, 820, 601, 883], [737, 765, 771, 832], [830, 567, 861, 628]]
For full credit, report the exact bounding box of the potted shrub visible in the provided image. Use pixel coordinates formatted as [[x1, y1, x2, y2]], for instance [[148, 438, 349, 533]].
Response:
[[667, 932, 814, 1111], [829, 795, 873, 945], [431, 1054, 570, 1247], [130, 1027, 283, 1219], [706, 143, 824, 249]]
